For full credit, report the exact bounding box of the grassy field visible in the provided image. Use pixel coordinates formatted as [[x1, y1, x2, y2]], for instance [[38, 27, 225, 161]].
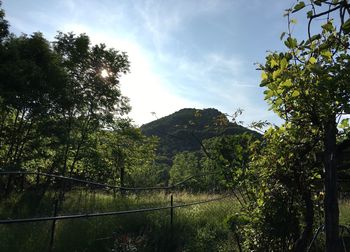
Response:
[[1, 191, 350, 252], [0, 191, 240, 252]]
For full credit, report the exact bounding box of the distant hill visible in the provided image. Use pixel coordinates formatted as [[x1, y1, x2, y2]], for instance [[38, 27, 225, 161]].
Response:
[[140, 108, 260, 162]]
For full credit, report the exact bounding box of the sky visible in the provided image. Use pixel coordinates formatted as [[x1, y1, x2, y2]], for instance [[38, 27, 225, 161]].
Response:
[[2, 0, 303, 127]]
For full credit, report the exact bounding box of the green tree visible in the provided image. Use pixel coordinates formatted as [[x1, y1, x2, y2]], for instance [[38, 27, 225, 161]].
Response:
[[242, 124, 323, 251], [169, 151, 201, 190], [0, 1, 8, 41], [259, 1, 350, 250], [50, 32, 130, 177], [79, 120, 159, 188], [0, 6, 133, 194], [0, 32, 66, 172], [201, 133, 255, 196]]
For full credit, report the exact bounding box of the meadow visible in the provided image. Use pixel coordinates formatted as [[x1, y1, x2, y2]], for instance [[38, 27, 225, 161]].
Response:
[[0, 191, 241, 252]]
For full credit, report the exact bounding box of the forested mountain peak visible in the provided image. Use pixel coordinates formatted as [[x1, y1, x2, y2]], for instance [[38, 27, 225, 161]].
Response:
[[140, 108, 259, 160], [141, 108, 226, 132]]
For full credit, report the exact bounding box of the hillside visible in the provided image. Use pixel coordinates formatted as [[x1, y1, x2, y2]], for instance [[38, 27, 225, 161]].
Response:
[[140, 108, 260, 161]]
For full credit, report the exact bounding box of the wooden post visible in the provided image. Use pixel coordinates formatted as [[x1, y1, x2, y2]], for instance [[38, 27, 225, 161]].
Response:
[[324, 119, 339, 251]]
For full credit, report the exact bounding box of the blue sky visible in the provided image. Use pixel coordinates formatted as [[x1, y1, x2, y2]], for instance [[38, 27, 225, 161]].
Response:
[[3, 0, 302, 126]]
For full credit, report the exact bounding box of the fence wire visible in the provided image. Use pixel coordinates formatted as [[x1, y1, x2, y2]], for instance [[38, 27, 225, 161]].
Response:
[[0, 194, 232, 224], [0, 170, 222, 191]]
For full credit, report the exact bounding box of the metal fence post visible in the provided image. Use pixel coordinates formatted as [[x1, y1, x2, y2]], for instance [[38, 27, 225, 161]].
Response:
[[170, 194, 173, 227], [48, 198, 59, 252], [36, 168, 40, 186]]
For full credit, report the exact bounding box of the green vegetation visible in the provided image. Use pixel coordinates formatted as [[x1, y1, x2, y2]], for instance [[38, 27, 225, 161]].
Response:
[[256, 1, 350, 250], [141, 108, 260, 162], [1, 1, 350, 251], [0, 191, 240, 252]]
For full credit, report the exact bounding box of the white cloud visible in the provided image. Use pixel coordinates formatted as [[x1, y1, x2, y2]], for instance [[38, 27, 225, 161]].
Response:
[[5, 0, 284, 126]]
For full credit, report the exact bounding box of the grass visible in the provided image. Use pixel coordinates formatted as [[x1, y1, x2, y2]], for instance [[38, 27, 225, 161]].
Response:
[[0, 190, 240, 252], [2, 191, 350, 252], [340, 199, 350, 226]]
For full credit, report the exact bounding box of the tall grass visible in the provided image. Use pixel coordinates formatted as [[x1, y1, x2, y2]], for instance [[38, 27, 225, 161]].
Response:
[[340, 199, 350, 226], [0, 190, 240, 252], [3, 191, 350, 251]]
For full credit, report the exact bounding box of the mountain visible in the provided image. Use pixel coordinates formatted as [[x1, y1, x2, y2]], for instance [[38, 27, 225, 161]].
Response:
[[140, 108, 260, 162]]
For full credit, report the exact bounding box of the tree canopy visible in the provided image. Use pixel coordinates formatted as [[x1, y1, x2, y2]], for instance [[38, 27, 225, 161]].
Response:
[[258, 0, 350, 250]]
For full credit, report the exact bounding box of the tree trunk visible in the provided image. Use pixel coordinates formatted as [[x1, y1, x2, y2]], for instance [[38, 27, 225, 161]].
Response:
[[293, 190, 314, 252], [324, 118, 339, 251]]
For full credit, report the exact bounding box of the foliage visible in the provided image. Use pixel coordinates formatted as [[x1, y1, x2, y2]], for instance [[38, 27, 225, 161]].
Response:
[[246, 0, 350, 250], [0, 6, 160, 193], [201, 133, 255, 191], [0, 191, 240, 252], [169, 151, 201, 189], [141, 108, 260, 163], [240, 125, 324, 251]]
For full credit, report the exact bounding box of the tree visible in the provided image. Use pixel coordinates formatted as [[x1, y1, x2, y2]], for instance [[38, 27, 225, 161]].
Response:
[[0, 1, 8, 41], [0, 5, 135, 195], [79, 120, 159, 188], [259, 1, 350, 250], [0, 32, 67, 171], [169, 151, 201, 190], [241, 123, 324, 251], [201, 133, 255, 195], [50, 32, 130, 177]]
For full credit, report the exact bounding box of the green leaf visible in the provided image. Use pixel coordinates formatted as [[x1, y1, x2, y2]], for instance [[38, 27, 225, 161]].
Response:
[[339, 118, 349, 129], [321, 50, 332, 60], [306, 34, 321, 45], [275, 98, 283, 106], [322, 21, 333, 32], [342, 18, 350, 34], [290, 19, 297, 24], [292, 2, 305, 13], [309, 57, 317, 64], [307, 10, 313, 19], [272, 69, 281, 79], [291, 90, 300, 97], [314, 174, 321, 179], [280, 79, 293, 87], [314, 0, 322, 6], [264, 90, 274, 99], [284, 37, 298, 49], [261, 71, 268, 80], [280, 32, 286, 41], [270, 59, 278, 67], [280, 58, 288, 69]]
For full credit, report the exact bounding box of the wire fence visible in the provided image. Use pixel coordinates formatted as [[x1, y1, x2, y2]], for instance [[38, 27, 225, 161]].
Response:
[[0, 169, 232, 251], [0, 194, 232, 224], [1, 170, 350, 250], [0, 170, 222, 191], [0, 170, 231, 225], [307, 224, 350, 252]]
